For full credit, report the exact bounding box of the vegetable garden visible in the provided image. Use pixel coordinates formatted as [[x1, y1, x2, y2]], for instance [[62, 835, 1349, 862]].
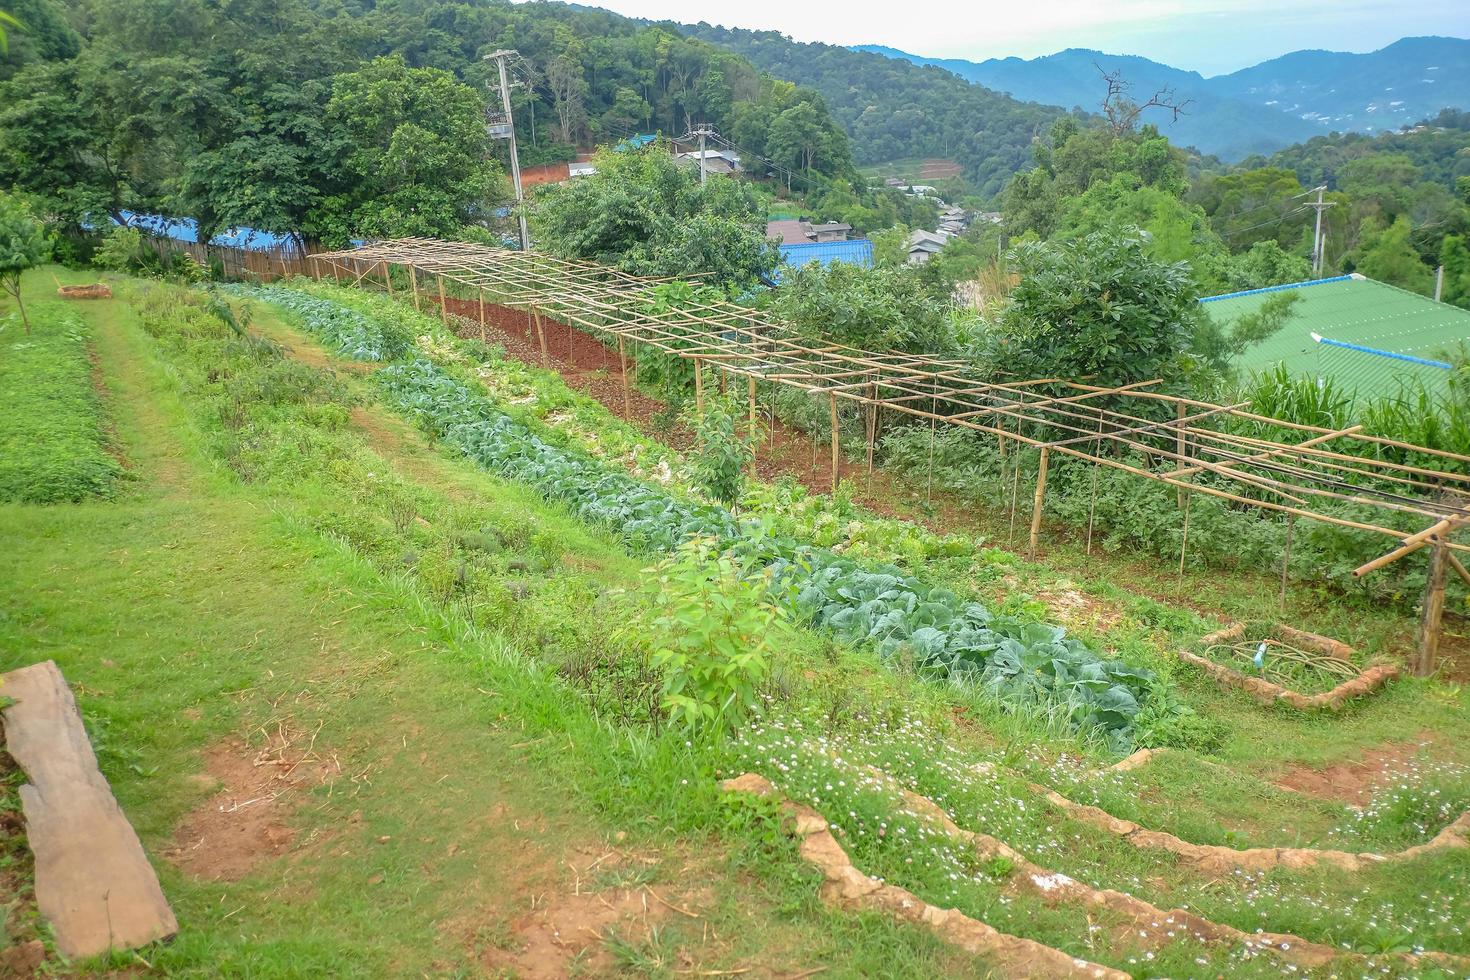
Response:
[[313, 239, 1470, 678]]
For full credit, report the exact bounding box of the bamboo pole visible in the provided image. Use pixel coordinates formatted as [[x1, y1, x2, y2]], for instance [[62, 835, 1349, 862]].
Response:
[[1279, 515, 1295, 611], [694, 358, 705, 415], [1449, 552, 1470, 589], [619, 336, 632, 418], [478, 287, 487, 342], [1414, 542, 1449, 677], [381, 260, 393, 297], [830, 391, 840, 490], [1028, 447, 1050, 559], [1176, 401, 1187, 509], [410, 263, 421, 310], [532, 305, 550, 368], [1177, 490, 1193, 580], [866, 381, 878, 476], [748, 375, 759, 477], [331, 260, 341, 284], [437, 275, 449, 328]]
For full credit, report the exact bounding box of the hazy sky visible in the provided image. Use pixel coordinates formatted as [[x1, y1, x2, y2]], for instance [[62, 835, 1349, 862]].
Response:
[[570, 0, 1470, 75]]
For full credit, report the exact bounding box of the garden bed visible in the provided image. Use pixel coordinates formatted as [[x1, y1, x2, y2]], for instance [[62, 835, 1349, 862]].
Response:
[[1180, 622, 1398, 710]]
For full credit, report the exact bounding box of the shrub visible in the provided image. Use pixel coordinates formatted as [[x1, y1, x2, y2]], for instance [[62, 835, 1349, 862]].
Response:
[[685, 393, 757, 509], [639, 539, 778, 735]]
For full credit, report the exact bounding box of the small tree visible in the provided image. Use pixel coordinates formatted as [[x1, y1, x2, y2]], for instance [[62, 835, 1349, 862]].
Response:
[[683, 393, 758, 510], [0, 193, 49, 334]]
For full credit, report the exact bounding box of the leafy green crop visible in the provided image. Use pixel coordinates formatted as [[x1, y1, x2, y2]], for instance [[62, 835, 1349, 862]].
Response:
[[377, 357, 1160, 749], [225, 284, 415, 362]]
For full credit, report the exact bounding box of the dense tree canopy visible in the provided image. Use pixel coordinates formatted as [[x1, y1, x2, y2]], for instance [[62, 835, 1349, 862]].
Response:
[[0, 0, 856, 248], [533, 146, 775, 288]]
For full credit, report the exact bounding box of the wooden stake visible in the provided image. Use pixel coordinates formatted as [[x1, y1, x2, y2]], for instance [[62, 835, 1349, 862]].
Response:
[[619, 336, 632, 417], [1178, 490, 1193, 580], [331, 260, 341, 285], [866, 382, 877, 476], [1176, 401, 1188, 509], [1028, 447, 1050, 559], [437, 275, 448, 328], [410, 264, 420, 310], [380, 260, 393, 297], [748, 375, 759, 477], [478, 287, 487, 342], [830, 391, 840, 490], [1279, 515, 1295, 611], [694, 358, 705, 415], [1414, 542, 1449, 677], [532, 305, 550, 368], [1086, 418, 1104, 557]]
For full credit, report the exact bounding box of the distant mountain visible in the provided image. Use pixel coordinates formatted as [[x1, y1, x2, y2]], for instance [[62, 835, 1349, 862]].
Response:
[[676, 24, 1066, 197], [853, 37, 1470, 161]]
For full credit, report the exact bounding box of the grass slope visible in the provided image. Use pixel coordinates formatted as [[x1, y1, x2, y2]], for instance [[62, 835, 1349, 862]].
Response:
[[0, 300, 123, 502]]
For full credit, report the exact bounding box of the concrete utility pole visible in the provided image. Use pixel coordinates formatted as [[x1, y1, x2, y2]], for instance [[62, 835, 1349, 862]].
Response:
[[691, 124, 717, 185], [1435, 265, 1445, 303], [1306, 185, 1335, 277], [485, 49, 530, 252]]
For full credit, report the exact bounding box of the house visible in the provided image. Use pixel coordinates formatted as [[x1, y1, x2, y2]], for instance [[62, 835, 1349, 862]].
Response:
[[765, 218, 852, 246], [1200, 273, 1470, 398], [906, 229, 952, 265], [774, 239, 874, 280], [677, 148, 741, 174]]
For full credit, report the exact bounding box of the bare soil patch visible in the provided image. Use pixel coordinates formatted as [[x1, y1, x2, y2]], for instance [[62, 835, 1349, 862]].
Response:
[[1274, 735, 1433, 806], [918, 159, 963, 180], [0, 749, 47, 976], [166, 730, 337, 881]]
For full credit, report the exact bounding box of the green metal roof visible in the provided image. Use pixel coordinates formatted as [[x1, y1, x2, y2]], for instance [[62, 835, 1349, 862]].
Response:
[[1201, 274, 1469, 399]]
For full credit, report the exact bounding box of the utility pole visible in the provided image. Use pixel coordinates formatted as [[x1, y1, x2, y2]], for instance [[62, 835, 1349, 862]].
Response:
[[1435, 265, 1445, 303], [1306, 185, 1335, 277], [691, 124, 717, 185], [485, 49, 530, 252]]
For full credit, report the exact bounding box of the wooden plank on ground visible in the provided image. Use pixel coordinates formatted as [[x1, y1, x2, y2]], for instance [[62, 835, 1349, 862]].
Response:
[[1, 660, 177, 957]]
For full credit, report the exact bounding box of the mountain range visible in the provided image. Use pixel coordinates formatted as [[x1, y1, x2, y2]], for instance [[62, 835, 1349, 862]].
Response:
[[852, 37, 1470, 160]]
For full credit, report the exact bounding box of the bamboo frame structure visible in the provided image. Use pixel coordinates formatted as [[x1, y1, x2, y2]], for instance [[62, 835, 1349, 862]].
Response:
[[312, 238, 1470, 672]]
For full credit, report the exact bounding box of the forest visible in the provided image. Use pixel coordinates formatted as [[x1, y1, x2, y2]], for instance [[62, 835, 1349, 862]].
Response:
[[0, 0, 860, 250], [677, 21, 1067, 198]]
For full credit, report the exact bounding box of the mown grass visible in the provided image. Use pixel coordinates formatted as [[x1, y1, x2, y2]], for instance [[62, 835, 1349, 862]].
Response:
[[0, 299, 123, 503]]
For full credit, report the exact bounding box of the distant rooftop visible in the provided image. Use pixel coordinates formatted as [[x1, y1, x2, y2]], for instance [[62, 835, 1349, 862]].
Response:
[[774, 239, 874, 280], [1200, 274, 1469, 398]]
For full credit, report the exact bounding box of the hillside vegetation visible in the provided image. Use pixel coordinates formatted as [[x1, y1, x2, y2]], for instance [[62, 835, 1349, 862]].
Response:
[[676, 22, 1065, 198]]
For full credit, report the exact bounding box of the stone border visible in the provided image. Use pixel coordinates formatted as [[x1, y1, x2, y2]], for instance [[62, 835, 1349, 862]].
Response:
[[726, 770, 1470, 975], [1032, 779, 1470, 875], [719, 773, 1127, 980], [1182, 622, 1398, 710]]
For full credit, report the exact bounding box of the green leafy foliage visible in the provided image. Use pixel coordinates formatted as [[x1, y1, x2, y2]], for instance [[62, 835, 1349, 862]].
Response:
[[770, 260, 956, 353], [0, 302, 122, 502], [685, 394, 757, 509], [0, 191, 48, 331], [639, 540, 778, 735], [987, 228, 1203, 387], [92, 225, 206, 283], [261, 287, 1166, 745], [534, 147, 776, 288]]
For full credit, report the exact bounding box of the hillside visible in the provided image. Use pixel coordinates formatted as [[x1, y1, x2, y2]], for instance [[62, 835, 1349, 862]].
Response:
[[0, 0, 858, 246], [675, 23, 1065, 198], [855, 36, 1470, 161]]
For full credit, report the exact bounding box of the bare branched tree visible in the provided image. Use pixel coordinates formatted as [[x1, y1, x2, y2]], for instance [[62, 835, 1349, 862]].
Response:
[[1097, 65, 1192, 136]]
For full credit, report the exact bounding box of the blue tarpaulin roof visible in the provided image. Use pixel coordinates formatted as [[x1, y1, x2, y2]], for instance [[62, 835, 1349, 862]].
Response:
[[775, 239, 873, 280], [614, 134, 658, 152], [116, 211, 302, 254]]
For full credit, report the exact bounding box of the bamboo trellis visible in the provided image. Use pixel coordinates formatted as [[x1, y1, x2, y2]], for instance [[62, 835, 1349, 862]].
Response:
[[311, 238, 1470, 674]]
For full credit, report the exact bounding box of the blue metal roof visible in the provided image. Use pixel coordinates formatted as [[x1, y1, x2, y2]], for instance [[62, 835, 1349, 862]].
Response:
[[1199, 275, 1354, 304], [776, 239, 874, 279]]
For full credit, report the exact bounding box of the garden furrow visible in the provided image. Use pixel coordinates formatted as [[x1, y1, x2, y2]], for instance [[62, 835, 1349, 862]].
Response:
[[719, 773, 1127, 980]]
